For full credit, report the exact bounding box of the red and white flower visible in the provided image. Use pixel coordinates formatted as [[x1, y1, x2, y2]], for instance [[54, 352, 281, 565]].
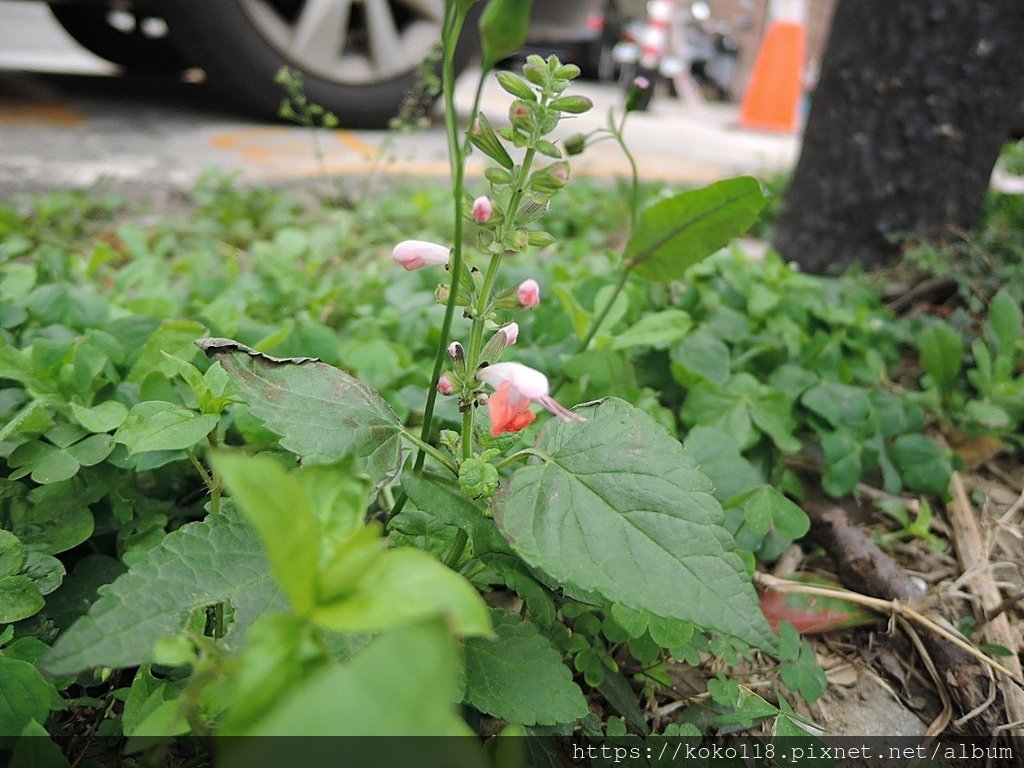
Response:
[[477, 362, 580, 435], [392, 240, 450, 270]]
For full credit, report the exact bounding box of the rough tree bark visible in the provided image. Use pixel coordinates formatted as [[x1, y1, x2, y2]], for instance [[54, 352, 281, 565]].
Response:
[[773, 0, 1024, 272]]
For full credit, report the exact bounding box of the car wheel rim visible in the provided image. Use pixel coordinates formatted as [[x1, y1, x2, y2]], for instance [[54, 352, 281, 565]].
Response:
[[238, 0, 445, 83]]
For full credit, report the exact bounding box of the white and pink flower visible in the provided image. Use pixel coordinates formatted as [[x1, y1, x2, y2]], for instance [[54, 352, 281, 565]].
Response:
[[477, 362, 580, 435], [392, 240, 450, 270]]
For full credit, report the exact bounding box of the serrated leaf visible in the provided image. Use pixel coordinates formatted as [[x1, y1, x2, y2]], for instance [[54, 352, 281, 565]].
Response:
[[626, 177, 768, 282], [464, 610, 588, 726], [42, 507, 286, 676], [198, 338, 401, 482], [492, 398, 777, 651]]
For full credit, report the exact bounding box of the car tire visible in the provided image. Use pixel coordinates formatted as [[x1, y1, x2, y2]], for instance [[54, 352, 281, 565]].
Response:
[[162, 0, 478, 129], [48, 4, 186, 73]]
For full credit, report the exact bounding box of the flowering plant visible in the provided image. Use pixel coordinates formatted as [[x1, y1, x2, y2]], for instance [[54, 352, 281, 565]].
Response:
[[45, 0, 781, 742]]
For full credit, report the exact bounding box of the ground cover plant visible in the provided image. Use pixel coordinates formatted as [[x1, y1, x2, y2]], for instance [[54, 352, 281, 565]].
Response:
[[1, 1, 1023, 761]]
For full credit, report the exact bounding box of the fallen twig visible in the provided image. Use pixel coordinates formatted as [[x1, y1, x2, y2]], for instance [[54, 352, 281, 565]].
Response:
[[945, 471, 1024, 733]]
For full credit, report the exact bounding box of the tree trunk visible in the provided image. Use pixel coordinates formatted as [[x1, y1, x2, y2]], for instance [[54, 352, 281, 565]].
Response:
[[773, 0, 1024, 272]]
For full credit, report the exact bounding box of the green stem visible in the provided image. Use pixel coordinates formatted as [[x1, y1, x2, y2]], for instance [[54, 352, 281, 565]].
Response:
[[400, 427, 457, 475], [461, 406, 474, 461], [413, 6, 467, 472], [579, 263, 631, 351], [443, 528, 469, 569], [494, 447, 554, 471], [613, 117, 641, 234], [206, 433, 222, 514]]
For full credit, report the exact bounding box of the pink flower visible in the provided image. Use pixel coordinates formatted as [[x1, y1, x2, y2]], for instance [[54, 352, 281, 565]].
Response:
[[437, 374, 454, 395], [633, 75, 651, 90], [500, 322, 519, 345], [477, 362, 580, 436], [471, 196, 493, 224], [393, 240, 450, 270], [516, 279, 540, 309]]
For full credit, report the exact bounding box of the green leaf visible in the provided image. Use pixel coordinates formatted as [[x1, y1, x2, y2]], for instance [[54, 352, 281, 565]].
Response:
[[70, 400, 128, 433], [890, 434, 954, 496], [311, 548, 491, 637], [7, 719, 71, 768], [820, 430, 861, 498], [917, 322, 963, 396], [670, 329, 730, 386], [610, 309, 692, 350], [212, 453, 321, 615], [800, 382, 871, 429], [115, 401, 219, 455], [987, 288, 1022, 356], [743, 487, 809, 541], [241, 620, 472, 735], [0, 530, 27, 578], [479, 0, 534, 70], [122, 666, 188, 737], [401, 469, 511, 557], [10, 503, 94, 556], [198, 338, 401, 482], [683, 374, 799, 452], [127, 319, 206, 382], [464, 610, 588, 726], [42, 507, 286, 676], [492, 398, 777, 651], [22, 552, 65, 596], [0, 657, 51, 737], [626, 177, 768, 282], [682, 426, 763, 503], [0, 575, 44, 623]]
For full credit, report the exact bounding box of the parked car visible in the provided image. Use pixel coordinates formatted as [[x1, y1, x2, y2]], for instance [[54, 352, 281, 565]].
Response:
[[40, 0, 605, 127]]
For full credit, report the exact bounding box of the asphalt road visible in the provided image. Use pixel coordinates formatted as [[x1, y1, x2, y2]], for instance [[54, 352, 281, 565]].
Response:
[[0, 1, 798, 199]]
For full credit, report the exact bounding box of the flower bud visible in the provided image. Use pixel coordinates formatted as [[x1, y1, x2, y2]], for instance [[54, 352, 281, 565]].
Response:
[[393, 239, 450, 270], [437, 374, 454, 395], [516, 279, 540, 309], [625, 75, 652, 112], [550, 95, 593, 114], [509, 99, 532, 129], [471, 196, 493, 224], [501, 322, 519, 345], [563, 133, 587, 156], [447, 341, 464, 361]]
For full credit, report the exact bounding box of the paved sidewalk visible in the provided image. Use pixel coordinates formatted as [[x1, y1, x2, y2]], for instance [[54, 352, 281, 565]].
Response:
[[0, 1, 799, 196]]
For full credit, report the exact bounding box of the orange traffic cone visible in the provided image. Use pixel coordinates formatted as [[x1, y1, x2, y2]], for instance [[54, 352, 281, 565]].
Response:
[[739, 0, 806, 133]]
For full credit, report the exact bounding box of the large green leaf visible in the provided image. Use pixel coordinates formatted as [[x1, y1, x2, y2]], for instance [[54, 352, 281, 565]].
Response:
[[212, 453, 321, 615], [625, 177, 768, 282], [492, 398, 777, 651], [463, 610, 588, 726], [115, 401, 219, 455], [42, 507, 286, 676], [311, 548, 491, 638], [0, 658, 51, 737], [198, 338, 401, 481], [241, 619, 472, 736]]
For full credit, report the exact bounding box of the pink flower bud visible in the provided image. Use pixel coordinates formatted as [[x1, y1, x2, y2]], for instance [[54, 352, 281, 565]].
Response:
[[471, 196, 493, 224], [437, 374, 454, 395], [516, 279, 540, 309], [393, 240, 450, 270], [500, 322, 519, 345]]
